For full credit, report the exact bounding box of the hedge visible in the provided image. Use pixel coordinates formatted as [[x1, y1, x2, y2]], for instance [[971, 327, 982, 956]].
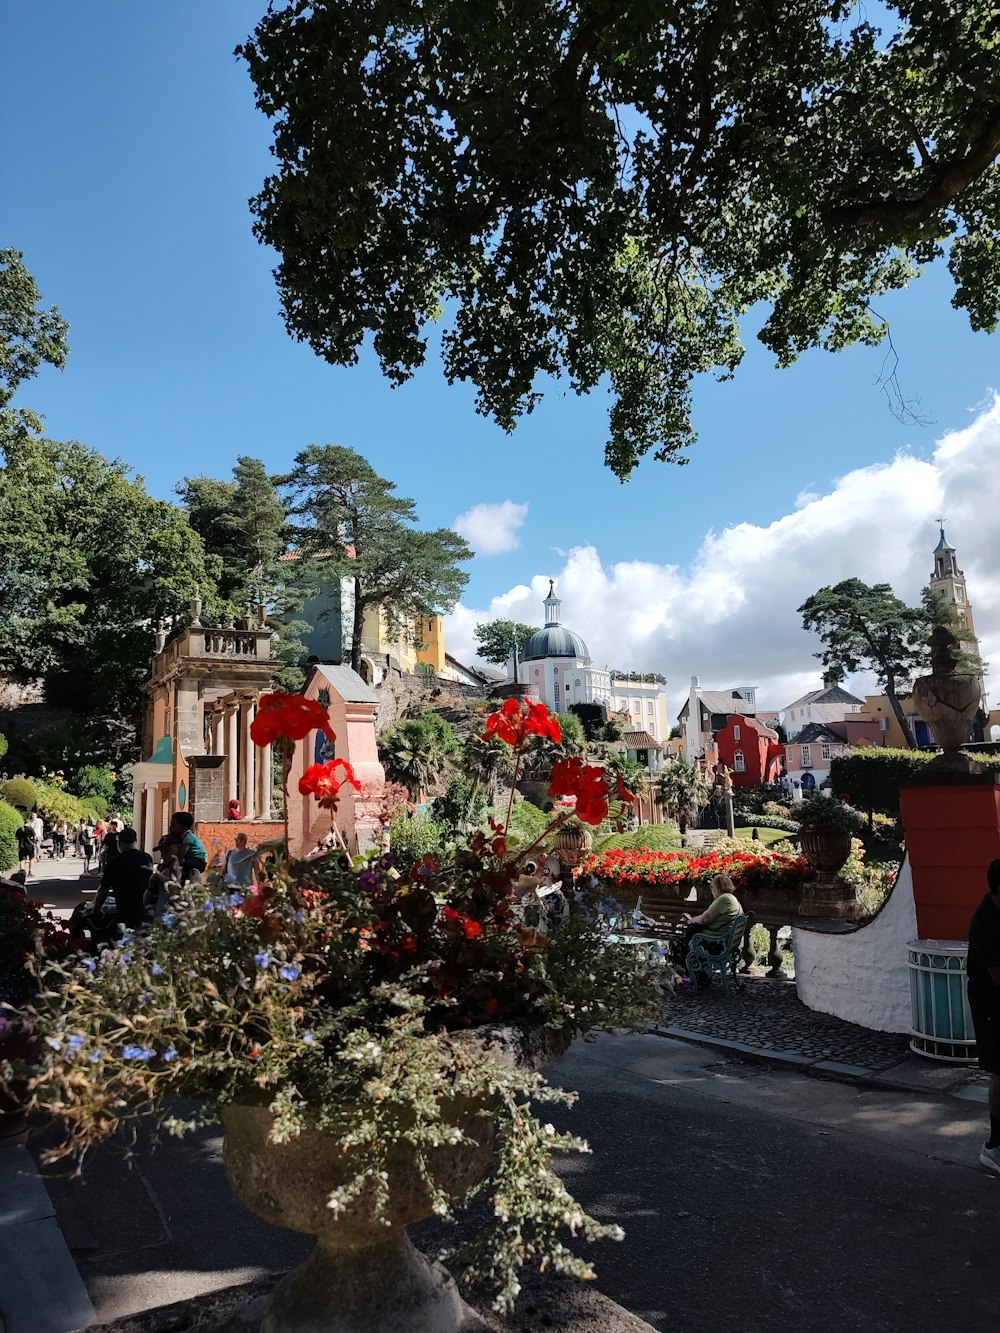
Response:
[[0, 777, 37, 815], [830, 747, 1000, 816], [0, 801, 22, 871], [735, 812, 799, 833]]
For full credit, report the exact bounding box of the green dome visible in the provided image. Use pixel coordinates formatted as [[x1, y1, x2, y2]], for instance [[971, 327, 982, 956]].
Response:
[[522, 625, 590, 661]]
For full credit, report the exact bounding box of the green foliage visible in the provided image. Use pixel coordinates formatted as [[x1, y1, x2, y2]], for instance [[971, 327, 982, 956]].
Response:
[[75, 765, 116, 804], [473, 620, 539, 667], [32, 781, 86, 828], [238, 5, 1000, 478], [799, 580, 928, 747], [794, 795, 863, 833], [387, 810, 447, 867], [488, 799, 550, 850], [178, 456, 307, 689], [432, 777, 486, 839], [553, 712, 586, 757], [0, 777, 36, 814], [0, 249, 69, 438], [0, 435, 220, 768], [0, 732, 7, 762], [602, 749, 645, 792], [280, 445, 471, 673], [0, 801, 22, 871], [610, 671, 666, 685], [827, 747, 1000, 816], [381, 712, 458, 799], [656, 761, 709, 833], [460, 731, 514, 805], [733, 826, 796, 847], [592, 824, 681, 854], [735, 813, 800, 834], [568, 703, 607, 741]]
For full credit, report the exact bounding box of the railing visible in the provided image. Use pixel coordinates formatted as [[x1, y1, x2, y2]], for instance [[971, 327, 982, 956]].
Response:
[[203, 630, 261, 657], [151, 626, 271, 677]]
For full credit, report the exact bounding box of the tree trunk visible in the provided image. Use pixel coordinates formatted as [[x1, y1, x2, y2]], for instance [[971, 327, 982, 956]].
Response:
[[350, 577, 365, 674], [885, 678, 917, 749]]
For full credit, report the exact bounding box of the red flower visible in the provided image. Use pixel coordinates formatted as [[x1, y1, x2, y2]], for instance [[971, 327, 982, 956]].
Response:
[[482, 698, 561, 748], [548, 757, 609, 826], [250, 692, 336, 747], [298, 758, 361, 806], [463, 919, 483, 940], [615, 773, 637, 805]]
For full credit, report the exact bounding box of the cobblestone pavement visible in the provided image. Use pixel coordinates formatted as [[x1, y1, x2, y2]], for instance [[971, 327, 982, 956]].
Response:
[[661, 976, 912, 1071]]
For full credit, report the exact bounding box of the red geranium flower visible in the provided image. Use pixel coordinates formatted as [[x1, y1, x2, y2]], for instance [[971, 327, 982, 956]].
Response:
[[298, 758, 361, 807], [482, 698, 561, 748], [548, 757, 609, 826], [250, 692, 336, 747]]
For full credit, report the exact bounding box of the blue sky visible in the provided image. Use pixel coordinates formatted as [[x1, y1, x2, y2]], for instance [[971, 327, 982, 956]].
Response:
[[3, 3, 999, 706]]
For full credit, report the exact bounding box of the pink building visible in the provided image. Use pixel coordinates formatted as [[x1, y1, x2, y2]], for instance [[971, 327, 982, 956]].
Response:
[[286, 664, 386, 856]]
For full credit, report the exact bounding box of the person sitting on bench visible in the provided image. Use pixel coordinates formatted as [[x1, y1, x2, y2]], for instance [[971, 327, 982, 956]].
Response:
[[674, 873, 743, 985]]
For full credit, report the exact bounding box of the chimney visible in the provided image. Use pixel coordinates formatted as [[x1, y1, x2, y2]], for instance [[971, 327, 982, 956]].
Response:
[[691, 675, 699, 688]]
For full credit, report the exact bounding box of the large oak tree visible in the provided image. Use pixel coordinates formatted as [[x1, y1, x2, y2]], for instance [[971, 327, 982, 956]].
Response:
[[239, 2, 1000, 479]]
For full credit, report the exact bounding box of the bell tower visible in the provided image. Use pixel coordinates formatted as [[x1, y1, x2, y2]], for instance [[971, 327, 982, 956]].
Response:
[[929, 522, 976, 641]]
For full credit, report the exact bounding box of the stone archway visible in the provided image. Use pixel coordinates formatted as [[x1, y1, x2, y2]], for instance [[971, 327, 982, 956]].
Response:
[[358, 656, 375, 686]]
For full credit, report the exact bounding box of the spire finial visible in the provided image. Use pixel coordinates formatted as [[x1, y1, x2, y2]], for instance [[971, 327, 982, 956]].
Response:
[[547, 578, 554, 597]]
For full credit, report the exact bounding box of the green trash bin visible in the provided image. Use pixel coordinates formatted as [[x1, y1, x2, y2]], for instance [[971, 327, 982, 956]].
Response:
[[907, 940, 976, 1063]]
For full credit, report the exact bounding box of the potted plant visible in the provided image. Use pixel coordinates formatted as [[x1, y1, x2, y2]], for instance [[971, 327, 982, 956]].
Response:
[[795, 796, 860, 873], [9, 695, 659, 1331]]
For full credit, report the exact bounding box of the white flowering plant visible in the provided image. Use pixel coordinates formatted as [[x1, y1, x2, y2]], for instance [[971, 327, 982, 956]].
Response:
[[8, 694, 661, 1309]]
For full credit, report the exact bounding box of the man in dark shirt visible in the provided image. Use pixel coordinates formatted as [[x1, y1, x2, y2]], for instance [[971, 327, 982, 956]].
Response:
[[967, 858, 1000, 1175], [93, 827, 154, 929]]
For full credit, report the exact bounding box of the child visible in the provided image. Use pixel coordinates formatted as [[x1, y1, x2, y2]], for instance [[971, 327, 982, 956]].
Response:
[[145, 843, 183, 919]]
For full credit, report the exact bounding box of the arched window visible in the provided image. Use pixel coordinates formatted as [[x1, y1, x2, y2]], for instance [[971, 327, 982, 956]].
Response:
[[733, 750, 746, 773]]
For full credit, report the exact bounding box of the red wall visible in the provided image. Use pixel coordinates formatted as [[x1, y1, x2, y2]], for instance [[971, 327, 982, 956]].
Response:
[[901, 782, 1000, 940], [716, 717, 768, 789]]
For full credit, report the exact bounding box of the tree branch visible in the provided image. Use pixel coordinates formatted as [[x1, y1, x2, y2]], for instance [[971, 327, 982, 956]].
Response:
[[825, 107, 1000, 228]]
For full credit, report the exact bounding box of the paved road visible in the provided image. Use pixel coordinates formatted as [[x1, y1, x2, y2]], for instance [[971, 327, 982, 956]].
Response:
[[32, 1033, 1000, 1332]]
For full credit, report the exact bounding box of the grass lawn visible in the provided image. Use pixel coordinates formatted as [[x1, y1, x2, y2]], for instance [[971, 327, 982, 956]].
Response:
[[733, 826, 793, 847]]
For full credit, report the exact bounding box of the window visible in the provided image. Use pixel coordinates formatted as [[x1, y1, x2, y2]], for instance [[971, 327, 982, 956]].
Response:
[[821, 744, 831, 760], [554, 683, 560, 704], [801, 745, 812, 767], [733, 724, 741, 741], [647, 700, 654, 713], [733, 750, 745, 773]]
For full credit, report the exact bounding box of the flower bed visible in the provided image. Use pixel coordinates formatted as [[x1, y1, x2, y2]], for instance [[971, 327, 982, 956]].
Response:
[[583, 845, 814, 895]]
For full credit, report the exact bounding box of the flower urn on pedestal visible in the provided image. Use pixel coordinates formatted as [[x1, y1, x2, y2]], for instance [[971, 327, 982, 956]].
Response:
[[796, 797, 861, 920], [553, 821, 593, 869]]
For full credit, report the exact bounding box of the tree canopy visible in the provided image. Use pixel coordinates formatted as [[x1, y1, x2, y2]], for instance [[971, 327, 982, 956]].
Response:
[[239, 1, 1000, 479], [473, 619, 539, 667], [799, 578, 928, 747], [0, 248, 68, 437], [281, 445, 471, 672]]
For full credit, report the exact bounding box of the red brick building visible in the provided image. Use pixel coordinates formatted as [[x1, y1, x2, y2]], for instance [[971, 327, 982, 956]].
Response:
[[715, 715, 783, 789]]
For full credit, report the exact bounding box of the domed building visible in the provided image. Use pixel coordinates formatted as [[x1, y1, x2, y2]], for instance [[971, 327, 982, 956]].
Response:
[[512, 582, 612, 715]]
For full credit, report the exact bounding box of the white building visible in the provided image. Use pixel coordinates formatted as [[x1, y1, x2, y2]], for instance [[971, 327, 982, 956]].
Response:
[[514, 583, 667, 738], [780, 675, 864, 735], [678, 677, 759, 762]]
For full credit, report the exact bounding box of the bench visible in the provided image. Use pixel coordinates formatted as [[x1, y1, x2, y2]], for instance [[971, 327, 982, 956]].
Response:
[[685, 913, 753, 995]]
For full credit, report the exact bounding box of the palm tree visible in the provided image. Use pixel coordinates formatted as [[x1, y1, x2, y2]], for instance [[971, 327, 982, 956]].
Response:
[[460, 733, 514, 806], [657, 760, 710, 845], [380, 717, 452, 801]]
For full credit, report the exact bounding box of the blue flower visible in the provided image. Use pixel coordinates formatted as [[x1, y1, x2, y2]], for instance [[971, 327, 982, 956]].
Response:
[[162, 1046, 179, 1062], [82, 958, 96, 973], [254, 952, 270, 968], [161, 912, 177, 928], [87, 1051, 102, 1063], [302, 1031, 315, 1044], [200, 901, 214, 915], [278, 964, 301, 982], [67, 1033, 86, 1050], [293, 910, 304, 924], [121, 1044, 156, 1061], [151, 962, 164, 976], [227, 892, 245, 907]]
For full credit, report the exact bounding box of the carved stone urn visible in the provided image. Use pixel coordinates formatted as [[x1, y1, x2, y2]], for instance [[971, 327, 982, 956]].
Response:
[[908, 623, 983, 774], [221, 1023, 569, 1333], [553, 822, 593, 869], [798, 828, 853, 874]]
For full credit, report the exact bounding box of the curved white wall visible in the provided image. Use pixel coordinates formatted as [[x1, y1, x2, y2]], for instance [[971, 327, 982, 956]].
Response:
[[792, 858, 916, 1034]]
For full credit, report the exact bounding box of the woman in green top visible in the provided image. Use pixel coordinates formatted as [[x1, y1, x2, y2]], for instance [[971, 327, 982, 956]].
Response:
[[674, 874, 744, 982]]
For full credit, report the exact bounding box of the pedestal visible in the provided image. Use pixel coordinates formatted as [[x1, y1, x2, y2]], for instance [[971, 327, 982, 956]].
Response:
[[799, 872, 861, 921], [900, 777, 1000, 939]]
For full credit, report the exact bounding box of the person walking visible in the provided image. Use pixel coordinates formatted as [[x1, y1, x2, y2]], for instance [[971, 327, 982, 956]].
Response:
[[73, 818, 86, 857], [52, 817, 67, 859], [80, 821, 97, 874], [29, 810, 44, 858], [967, 859, 1000, 1175], [93, 827, 154, 930], [16, 818, 37, 878]]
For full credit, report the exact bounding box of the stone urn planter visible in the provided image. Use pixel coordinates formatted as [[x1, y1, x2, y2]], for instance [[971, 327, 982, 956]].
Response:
[[553, 822, 593, 869], [221, 1023, 569, 1333], [798, 828, 853, 873]]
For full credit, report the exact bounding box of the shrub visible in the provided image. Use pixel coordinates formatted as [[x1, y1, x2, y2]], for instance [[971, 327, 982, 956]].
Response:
[[736, 812, 799, 833], [432, 778, 486, 838], [830, 746, 1000, 816], [730, 788, 768, 817], [492, 799, 550, 849], [79, 795, 109, 821], [762, 800, 791, 819], [463, 698, 493, 714], [75, 765, 117, 804], [32, 781, 87, 829], [794, 795, 863, 832], [388, 810, 447, 869], [593, 824, 681, 854], [0, 777, 37, 815], [0, 801, 22, 871]]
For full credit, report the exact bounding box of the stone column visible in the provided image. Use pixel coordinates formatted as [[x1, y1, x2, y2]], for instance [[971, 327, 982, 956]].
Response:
[[143, 785, 157, 852], [258, 742, 273, 820], [225, 704, 239, 807], [212, 709, 224, 755], [241, 695, 257, 820]]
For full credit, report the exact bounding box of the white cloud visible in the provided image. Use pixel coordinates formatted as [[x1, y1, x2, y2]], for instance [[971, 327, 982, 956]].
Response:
[[446, 395, 1000, 719], [453, 500, 528, 555]]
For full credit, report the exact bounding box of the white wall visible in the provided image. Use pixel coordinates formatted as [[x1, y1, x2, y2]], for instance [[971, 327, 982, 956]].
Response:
[[792, 858, 916, 1034]]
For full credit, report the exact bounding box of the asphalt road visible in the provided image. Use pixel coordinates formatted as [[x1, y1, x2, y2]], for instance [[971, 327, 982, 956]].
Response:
[[32, 1033, 1000, 1333]]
